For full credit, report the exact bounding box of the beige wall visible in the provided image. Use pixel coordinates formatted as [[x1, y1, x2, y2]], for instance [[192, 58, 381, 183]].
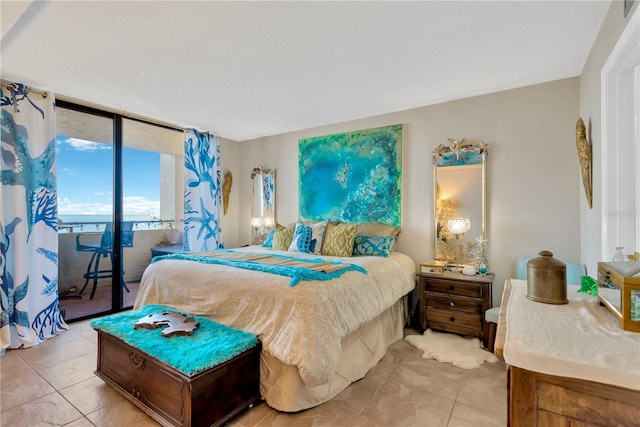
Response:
[[578, 1, 638, 276], [234, 78, 581, 306], [219, 137, 242, 248], [221, 2, 640, 305]]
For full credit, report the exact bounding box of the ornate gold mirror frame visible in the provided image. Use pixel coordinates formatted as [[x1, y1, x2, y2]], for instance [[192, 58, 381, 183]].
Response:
[[433, 139, 488, 268], [250, 166, 276, 244]]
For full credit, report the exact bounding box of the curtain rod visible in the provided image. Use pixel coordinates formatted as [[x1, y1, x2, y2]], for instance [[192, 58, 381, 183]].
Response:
[[1, 79, 49, 98]]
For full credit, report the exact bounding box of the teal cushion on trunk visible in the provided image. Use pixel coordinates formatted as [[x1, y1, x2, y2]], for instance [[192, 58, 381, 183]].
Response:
[[90, 304, 258, 376]]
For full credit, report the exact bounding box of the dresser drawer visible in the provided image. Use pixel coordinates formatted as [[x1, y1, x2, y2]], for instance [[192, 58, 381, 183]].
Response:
[[427, 307, 483, 331], [426, 293, 482, 315], [425, 279, 482, 298]]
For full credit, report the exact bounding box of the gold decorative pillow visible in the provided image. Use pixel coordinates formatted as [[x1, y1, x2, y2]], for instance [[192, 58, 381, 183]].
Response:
[[272, 223, 296, 250], [321, 223, 358, 257]]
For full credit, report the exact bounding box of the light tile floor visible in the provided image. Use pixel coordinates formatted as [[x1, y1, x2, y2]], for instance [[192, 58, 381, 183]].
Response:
[[0, 322, 507, 426]]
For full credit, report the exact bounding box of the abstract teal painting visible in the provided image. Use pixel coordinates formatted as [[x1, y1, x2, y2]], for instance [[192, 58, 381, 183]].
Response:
[[299, 124, 402, 227]]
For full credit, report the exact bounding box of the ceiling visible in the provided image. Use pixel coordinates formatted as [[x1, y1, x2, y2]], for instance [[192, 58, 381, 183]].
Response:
[[1, 1, 611, 141]]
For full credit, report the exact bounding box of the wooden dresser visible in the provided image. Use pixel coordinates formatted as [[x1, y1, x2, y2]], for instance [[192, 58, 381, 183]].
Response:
[[417, 271, 494, 348], [496, 280, 640, 426]]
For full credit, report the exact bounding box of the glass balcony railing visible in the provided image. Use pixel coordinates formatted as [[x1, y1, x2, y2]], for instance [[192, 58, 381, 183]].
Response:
[[57, 219, 176, 233], [58, 224, 182, 321]]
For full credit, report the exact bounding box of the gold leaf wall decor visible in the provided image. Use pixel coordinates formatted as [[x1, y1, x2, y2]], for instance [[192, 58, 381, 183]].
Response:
[[222, 171, 232, 215], [576, 118, 592, 209]]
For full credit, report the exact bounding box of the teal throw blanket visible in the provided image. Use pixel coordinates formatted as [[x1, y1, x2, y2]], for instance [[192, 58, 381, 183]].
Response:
[[90, 305, 259, 376], [152, 250, 367, 286]]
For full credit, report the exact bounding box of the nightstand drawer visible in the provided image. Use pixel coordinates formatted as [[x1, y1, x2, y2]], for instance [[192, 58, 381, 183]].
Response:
[[427, 307, 483, 331], [426, 294, 482, 315], [428, 321, 481, 338], [425, 279, 482, 298]]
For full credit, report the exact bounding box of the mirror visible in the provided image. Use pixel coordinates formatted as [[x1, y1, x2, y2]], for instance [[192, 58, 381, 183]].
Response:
[[251, 166, 276, 244], [433, 139, 488, 267]]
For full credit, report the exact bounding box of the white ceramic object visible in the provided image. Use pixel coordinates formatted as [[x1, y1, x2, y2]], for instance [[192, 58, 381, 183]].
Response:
[[462, 266, 477, 276]]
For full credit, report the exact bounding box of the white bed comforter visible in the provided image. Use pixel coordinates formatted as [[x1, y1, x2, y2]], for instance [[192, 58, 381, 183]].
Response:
[[134, 246, 416, 386]]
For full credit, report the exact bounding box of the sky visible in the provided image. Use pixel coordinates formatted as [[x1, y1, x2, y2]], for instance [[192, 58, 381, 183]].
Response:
[[55, 135, 161, 217]]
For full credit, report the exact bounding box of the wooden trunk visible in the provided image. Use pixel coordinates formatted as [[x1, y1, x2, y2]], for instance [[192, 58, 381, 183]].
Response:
[[96, 330, 261, 427]]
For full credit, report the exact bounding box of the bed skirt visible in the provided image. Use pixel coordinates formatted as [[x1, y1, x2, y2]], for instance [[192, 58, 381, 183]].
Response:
[[259, 296, 407, 412]]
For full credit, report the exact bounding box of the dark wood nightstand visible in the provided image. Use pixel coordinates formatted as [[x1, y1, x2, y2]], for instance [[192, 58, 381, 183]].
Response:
[[417, 271, 494, 348]]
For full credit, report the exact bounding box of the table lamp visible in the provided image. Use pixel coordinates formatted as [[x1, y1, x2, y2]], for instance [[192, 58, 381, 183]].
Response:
[[446, 218, 471, 269]]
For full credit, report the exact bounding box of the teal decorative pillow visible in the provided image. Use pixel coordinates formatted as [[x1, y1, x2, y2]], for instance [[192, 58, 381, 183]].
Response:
[[262, 229, 275, 247], [352, 235, 394, 257], [262, 223, 284, 247], [356, 222, 401, 252], [321, 223, 358, 257], [288, 224, 315, 253]]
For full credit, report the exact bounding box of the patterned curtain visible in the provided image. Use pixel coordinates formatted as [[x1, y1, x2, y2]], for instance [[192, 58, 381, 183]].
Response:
[[1, 84, 68, 355], [183, 129, 223, 251]]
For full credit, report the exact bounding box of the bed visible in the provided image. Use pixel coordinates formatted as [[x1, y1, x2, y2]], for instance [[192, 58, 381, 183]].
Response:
[[134, 245, 416, 412]]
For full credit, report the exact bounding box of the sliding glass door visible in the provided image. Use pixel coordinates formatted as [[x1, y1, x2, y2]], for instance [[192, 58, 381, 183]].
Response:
[[56, 103, 183, 321], [121, 118, 183, 311], [56, 104, 115, 320]]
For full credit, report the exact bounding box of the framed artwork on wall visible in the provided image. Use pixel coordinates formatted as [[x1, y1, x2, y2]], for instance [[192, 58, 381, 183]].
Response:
[[298, 124, 403, 227]]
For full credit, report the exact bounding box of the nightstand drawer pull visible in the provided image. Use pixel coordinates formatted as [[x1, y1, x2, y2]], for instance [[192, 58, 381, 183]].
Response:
[[450, 317, 455, 322], [449, 301, 455, 308], [449, 285, 455, 291]]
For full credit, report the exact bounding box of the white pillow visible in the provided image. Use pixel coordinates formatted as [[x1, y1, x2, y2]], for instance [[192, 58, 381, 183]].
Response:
[[308, 220, 328, 254]]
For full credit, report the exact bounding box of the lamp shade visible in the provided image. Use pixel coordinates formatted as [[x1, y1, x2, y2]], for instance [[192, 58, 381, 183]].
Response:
[[446, 218, 471, 235], [262, 215, 275, 227], [250, 217, 263, 228]]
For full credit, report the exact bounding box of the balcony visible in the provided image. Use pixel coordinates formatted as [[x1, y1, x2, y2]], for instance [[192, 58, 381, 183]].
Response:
[[58, 221, 180, 321]]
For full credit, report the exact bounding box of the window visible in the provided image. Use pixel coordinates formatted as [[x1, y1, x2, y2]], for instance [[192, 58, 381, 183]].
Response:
[[601, 9, 640, 261]]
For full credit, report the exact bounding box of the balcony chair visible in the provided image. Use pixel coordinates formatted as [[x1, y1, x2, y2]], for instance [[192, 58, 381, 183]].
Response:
[[76, 221, 134, 300], [485, 255, 586, 353]]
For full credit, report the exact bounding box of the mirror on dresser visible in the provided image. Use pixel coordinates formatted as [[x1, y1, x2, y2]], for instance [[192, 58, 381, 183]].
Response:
[[433, 139, 488, 268], [251, 166, 276, 244]]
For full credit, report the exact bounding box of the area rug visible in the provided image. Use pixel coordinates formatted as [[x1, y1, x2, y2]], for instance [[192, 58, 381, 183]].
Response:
[[405, 329, 498, 369]]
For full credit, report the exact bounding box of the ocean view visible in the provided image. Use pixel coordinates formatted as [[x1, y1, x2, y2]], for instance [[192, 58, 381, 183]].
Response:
[[59, 215, 159, 223], [58, 215, 173, 233]]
